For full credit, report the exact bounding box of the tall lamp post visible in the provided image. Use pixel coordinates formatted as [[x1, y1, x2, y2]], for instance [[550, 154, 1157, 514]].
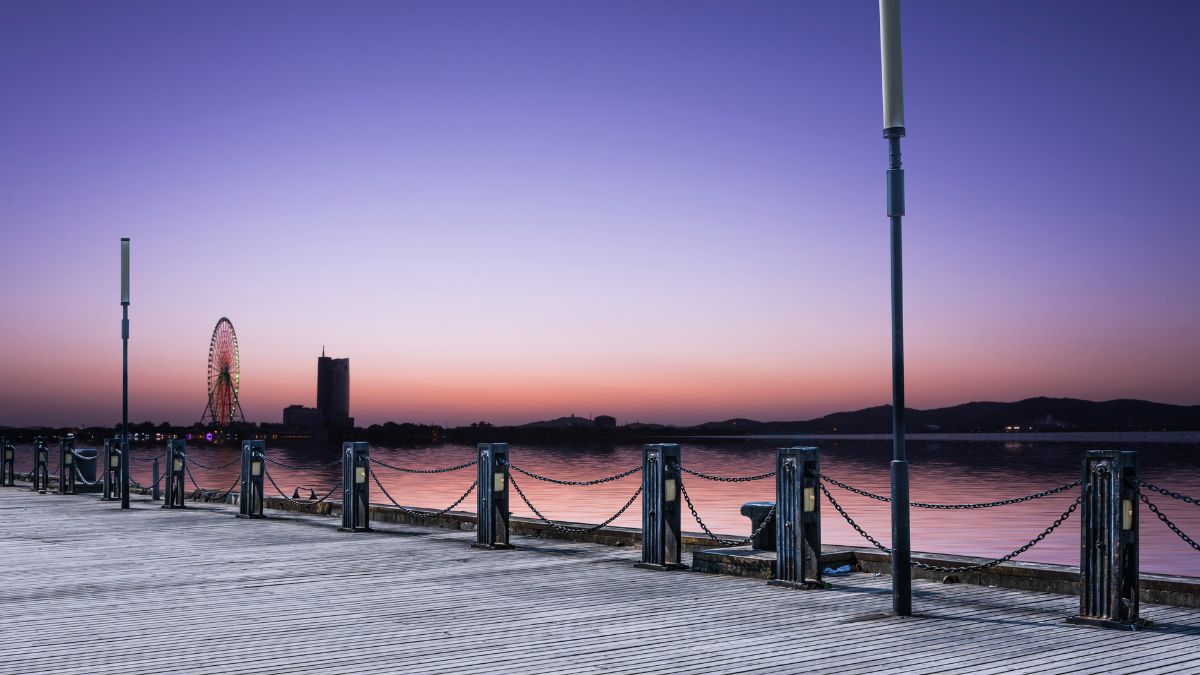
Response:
[[120, 238, 131, 509], [879, 0, 911, 615]]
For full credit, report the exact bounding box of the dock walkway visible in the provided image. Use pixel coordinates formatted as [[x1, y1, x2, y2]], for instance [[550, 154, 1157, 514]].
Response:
[[2, 488, 1198, 674]]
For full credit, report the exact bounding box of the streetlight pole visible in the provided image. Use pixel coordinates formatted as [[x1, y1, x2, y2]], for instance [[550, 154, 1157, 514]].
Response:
[[120, 238, 131, 509], [879, 0, 911, 616]]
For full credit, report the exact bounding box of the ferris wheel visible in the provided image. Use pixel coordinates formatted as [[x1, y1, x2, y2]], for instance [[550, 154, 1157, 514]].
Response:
[[200, 317, 246, 427]]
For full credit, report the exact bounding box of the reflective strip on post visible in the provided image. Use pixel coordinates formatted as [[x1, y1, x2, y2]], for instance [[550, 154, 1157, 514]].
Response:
[[1069, 450, 1139, 629], [474, 443, 512, 550], [340, 442, 371, 532], [162, 440, 187, 509], [637, 443, 685, 570], [239, 440, 265, 518], [771, 446, 822, 589]]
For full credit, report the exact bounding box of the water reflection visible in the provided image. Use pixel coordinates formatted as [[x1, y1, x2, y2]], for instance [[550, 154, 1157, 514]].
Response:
[[10, 436, 1199, 576]]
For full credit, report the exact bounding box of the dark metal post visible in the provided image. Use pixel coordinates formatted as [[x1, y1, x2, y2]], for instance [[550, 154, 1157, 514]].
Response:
[[161, 440, 186, 509], [58, 438, 77, 495], [152, 457, 161, 500], [339, 442, 370, 532], [474, 442, 512, 549], [120, 238, 131, 509], [1068, 450, 1139, 629], [238, 441, 265, 518], [32, 437, 49, 493], [102, 438, 121, 501], [1, 437, 15, 487], [771, 446, 822, 589], [879, 0, 911, 616], [636, 443, 685, 570]]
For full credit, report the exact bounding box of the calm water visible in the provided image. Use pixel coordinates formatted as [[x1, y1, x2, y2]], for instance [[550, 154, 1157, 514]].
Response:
[[14, 434, 1200, 576]]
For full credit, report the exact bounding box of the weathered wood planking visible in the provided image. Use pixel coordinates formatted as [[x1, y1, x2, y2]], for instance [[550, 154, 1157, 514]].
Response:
[[1, 488, 1198, 674]]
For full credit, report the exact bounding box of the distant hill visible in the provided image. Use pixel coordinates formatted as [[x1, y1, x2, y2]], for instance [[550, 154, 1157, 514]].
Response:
[[689, 397, 1200, 434]]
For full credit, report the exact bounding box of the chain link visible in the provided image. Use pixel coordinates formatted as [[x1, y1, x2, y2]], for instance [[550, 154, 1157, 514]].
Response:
[[679, 478, 774, 547], [820, 473, 1080, 509], [508, 473, 642, 534], [72, 466, 105, 487], [679, 466, 775, 483], [193, 475, 242, 502], [367, 466, 477, 517], [130, 471, 165, 491], [264, 470, 328, 507], [184, 464, 203, 492], [264, 456, 344, 471], [187, 456, 241, 471], [1139, 491, 1200, 553], [368, 456, 478, 474], [820, 482, 1081, 572], [128, 454, 163, 463], [1140, 481, 1200, 508], [506, 463, 641, 486]]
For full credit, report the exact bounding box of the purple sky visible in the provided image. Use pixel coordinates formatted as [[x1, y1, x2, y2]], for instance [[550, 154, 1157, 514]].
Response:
[[2, 1, 1198, 427]]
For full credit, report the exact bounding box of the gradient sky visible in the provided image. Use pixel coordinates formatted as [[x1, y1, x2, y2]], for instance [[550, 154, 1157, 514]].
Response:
[[2, 1, 1198, 427]]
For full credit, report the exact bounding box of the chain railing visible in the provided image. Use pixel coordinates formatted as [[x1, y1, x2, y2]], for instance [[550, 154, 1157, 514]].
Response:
[[187, 456, 242, 471], [264, 470, 340, 507], [679, 466, 775, 483], [508, 472, 642, 534], [1139, 491, 1200, 553], [506, 463, 641, 486], [193, 475, 242, 502], [820, 482, 1082, 572], [128, 454, 163, 463], [73, 466, 105, 487], [131, 471, 165, 491], [679, 478, 774, 547], [368, 456, 478, 474], [264, 456, 344, 471], [821, 473, 1081, 510], [367, 466, 477, 518], [1140, 481, 1200, 508]]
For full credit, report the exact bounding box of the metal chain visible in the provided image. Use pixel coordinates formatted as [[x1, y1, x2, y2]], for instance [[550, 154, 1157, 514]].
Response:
[[264, 470, 324, 506], [1140, 481, 1200, 508], [187, 456, 241, 471], [1139, 492, 1200, 553], [130, 471, 165, 491], [264, 456, 344, 471], [367, 466, 477, 517], [368, 456, 478, 474], [73, 466, 105, 487], [129, 454, 163, 463], [508, 473, 642, 534], [184, 464, 203, 491], [506, 462, 641, 486], [679, 466, 775, 483], [820, 473, 1080, 509], [194, 475, 242, 502], [678, 479, 773, 547], [820, 482, 1081, 572]]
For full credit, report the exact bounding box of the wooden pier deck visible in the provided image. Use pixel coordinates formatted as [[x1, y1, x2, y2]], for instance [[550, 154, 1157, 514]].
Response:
[[2, 488, 1199, 674]]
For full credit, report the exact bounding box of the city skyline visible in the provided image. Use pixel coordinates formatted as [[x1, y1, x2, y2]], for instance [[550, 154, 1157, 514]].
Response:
[[3, 1, 1199, 427]]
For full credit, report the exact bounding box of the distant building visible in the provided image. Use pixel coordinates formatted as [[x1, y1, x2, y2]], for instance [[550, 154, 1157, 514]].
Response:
[[317, 349, 353, 429], [283, 405, 320, 429], [593, 415, 617, 429]]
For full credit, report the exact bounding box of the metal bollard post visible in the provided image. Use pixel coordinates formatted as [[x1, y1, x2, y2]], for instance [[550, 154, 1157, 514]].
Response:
[[101, 439, 121, 501], [636, 443, 686, 570], [1068, 450, 1140, 629], [32, 437, 49, 493], [58, 438, 77, 495], [161, 440, 186, 509], [339, 442, 371, 532], [473, 443, 512, 549], [770, 446, 822, 589], [1, 437, 14, 487], [238, 441, 265, 518]]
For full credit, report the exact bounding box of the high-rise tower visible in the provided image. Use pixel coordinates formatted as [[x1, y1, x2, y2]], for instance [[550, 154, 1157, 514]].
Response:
[[316, 348, 352, 428]]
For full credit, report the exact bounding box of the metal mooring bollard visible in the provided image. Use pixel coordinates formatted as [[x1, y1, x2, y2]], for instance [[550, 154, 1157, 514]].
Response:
[[58, 438, 77, 495], [161, 440, 187, 509], [101, 438, 121, 501], [473, 443, 512, 549], [340, 442, 371, 532], [32, 437, 49, 493], [636, 443, 686, 570], [770, 446, 822, 590], [238, 441, 265, 518], [1068, 450, 1140, 629], [1, 437, 15, 487]]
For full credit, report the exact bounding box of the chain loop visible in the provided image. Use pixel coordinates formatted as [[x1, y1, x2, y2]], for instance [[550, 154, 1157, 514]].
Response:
[[368, 457, 477, 474], [193, 475, 242, 502], [820, 482, 1081, 572], [820, 473, 1080, 509], [679, 466, 775, 483], [187, 456, 241, 471], [1139, 491, 1200, 553], [679, 478, 773, 547], [508, 473, 642, 534], [263, 470, 340, 506], [506, 463, 641, 486], [130, 471, 165, 491], [367, 466, 476, 517], [1140, 481, 1200, 508], [129, 454, 164, 463], [264, 456, 343, 471], [72, 466, 105, 487]]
